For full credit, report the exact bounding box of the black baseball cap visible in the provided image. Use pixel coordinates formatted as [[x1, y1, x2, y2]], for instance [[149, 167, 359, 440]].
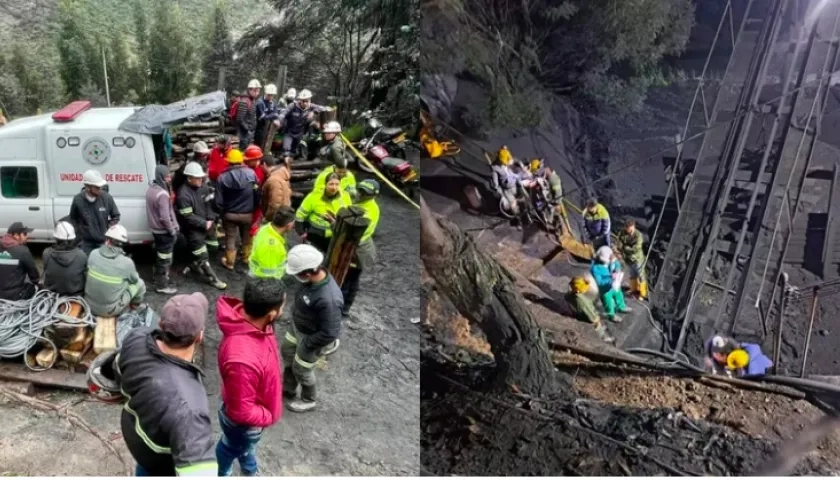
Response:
[[8, 222, 33, 235]]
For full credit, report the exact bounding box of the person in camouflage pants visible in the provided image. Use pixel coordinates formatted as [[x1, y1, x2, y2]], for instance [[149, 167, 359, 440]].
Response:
[[616, 219, 647, 300]]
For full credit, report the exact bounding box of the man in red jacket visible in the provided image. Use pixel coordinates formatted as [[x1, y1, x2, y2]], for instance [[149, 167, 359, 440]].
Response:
[[208, 135, 233, 183], [215, 277, 285, 476]]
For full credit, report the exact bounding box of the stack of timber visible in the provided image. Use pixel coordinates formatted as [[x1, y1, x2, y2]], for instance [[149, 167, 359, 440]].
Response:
[[169, 120, 226, 162], [27, 300, 102, 374]]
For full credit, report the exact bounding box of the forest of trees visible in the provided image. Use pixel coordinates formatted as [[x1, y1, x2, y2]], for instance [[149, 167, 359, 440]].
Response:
[[422, 0, 695, 128], [0, 0, 418, 127]]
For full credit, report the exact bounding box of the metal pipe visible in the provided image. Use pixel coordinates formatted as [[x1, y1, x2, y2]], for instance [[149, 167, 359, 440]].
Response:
[[774, 271, 790, 374], [801, 287, 820, 378]]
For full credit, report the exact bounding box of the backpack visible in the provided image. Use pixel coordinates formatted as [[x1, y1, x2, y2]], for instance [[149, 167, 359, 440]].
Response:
[[228, 96, 252, 123]]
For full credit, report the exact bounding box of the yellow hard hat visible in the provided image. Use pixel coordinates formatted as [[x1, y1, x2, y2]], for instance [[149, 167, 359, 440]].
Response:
[[498, 146, 512, 165], [727, 349, 749, 370], [226, 148, 244, 164], [529, 158, 542, 173], [570, 277, 589, 294]]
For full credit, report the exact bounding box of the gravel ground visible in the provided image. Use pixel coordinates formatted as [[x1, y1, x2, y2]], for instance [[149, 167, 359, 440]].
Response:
[[0, 191, 420, 476]]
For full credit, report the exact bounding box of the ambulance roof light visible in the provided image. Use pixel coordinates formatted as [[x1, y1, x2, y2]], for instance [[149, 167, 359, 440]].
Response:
[[52, 101, 92, 123]]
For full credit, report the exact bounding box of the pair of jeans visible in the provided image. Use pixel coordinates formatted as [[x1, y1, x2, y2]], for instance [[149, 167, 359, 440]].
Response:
[[216, 405, 264, 476]]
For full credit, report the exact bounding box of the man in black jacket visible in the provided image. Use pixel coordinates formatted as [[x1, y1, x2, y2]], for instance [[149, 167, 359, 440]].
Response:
[[280, 244, 343, 413], [118, 293, 217, 476], [70, 170, 121, 255], [0, 222, 39, 300], [176, 162, 227, 290], [42, 221, 87, 296]]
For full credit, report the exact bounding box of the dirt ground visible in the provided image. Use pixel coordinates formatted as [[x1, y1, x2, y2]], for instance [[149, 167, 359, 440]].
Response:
[[0, 191, 420, 476]]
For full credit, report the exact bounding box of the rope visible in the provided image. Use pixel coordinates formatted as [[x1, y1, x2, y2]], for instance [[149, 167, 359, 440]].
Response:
[[0, 289, 96, 371]]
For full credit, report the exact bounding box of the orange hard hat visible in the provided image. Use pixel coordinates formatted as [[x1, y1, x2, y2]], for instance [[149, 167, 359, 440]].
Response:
[[244, 145, 263, 161]]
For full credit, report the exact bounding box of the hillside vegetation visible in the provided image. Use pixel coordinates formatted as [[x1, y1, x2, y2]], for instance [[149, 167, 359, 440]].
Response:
[[0, 0, 418, 128]]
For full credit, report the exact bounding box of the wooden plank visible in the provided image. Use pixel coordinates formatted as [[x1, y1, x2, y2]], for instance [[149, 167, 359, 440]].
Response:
[[93, 316, 117, 355], [0, 363, 87, 391]]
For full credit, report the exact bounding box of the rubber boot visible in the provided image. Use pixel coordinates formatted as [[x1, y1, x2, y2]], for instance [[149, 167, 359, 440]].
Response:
[[155, 266, 177, 295], [321, 339, 340, 356], [221, 249, 236, 270], [638, 281, 649, 301], [288, 385, 317, 412], [629, 278, 639, 296], [201, 261, 228, 290]]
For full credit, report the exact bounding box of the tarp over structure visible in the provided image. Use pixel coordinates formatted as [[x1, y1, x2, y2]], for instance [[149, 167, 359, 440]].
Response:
[[118, 90, 227, 135]]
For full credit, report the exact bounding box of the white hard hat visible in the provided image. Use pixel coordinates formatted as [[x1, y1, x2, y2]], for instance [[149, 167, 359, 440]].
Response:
[[285, 88, 297, 98], [54, 221, 76, 241], [183, 162, 206, 178], [105, 224, 128, 243], [248, 79, 262, 89], [322, 121, 342, 134], [82, 169, 107, 187], [193, 141, 210, 154], [596, 246, 613, 263], [297, 89, 313, 100], [264, 84, 277, 95], [286, 244, 324, 275]]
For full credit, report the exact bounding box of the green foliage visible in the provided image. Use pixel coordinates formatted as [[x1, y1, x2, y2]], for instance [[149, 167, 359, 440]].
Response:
[[107, 35, 134, 105], [56, 0, 93, 99], [237, 0, 420, 128], [200, 0, 234, 94], [424, 0, 694, 124], [148, 2, 195, 104]]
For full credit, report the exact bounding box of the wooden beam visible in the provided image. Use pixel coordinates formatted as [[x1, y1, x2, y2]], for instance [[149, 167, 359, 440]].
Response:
[[0, 363, 87, 392]]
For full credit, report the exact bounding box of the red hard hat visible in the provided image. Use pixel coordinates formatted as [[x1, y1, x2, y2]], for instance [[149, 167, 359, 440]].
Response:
[[244, 145, 263, 161]]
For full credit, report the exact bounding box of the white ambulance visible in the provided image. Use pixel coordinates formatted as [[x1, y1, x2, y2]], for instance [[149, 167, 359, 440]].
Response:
[[0, 92, 226, 243]]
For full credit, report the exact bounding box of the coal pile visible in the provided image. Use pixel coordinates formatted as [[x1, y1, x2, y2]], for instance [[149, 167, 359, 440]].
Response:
[[420, 354, 835, 476]]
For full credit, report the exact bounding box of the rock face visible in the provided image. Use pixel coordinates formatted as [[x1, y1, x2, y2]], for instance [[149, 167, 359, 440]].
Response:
[[421, 74, 458, 125]]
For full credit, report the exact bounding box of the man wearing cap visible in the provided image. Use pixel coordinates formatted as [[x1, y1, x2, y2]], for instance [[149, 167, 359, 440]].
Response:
[[85, 225, 146, 317], [117, 293, 217, 477], [42, 221, 87, 296], [342, 179, 380, 317], [69, 169, 121, 255], [0, 222, 39, 300], [177, 162, 227, 290], [215, 278, 285, 476], [146, 165, 179, 295], [249, 207, 295, 279], [282, 244, 343, 412]]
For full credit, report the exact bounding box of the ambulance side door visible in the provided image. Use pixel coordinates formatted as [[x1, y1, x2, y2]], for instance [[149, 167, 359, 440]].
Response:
[[0, 161, 52, 241]]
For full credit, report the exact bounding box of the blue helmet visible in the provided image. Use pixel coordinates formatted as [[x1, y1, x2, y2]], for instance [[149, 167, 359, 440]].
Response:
[[358, 179, 380, 196]]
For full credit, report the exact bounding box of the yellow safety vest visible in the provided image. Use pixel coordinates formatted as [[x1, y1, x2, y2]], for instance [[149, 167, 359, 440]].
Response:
[[314, 166, 357, 196], [355, 198, 380, 243], [295, 190, 353, 237], [249, 224, 288, 278]]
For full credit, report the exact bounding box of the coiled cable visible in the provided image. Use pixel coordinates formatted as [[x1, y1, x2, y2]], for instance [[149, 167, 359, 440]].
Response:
[[0, 289, 96, 371]]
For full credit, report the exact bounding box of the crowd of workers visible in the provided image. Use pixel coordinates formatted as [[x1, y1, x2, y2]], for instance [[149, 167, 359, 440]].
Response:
[[0, 80, 386, 476]]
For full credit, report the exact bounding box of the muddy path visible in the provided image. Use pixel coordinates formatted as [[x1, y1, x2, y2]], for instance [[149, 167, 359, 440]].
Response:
[[0, 189, 420, 476]]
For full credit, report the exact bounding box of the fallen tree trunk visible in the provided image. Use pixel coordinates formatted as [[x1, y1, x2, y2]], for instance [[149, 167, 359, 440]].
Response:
[[420, 197, 565, 397]]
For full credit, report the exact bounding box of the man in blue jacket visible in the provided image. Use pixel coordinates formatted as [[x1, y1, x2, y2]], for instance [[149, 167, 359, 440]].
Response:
[[215, 149, 260, 271]]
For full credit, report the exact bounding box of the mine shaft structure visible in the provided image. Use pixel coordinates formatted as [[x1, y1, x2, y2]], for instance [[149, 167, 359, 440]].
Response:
[[650, 0, 840, 366]]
